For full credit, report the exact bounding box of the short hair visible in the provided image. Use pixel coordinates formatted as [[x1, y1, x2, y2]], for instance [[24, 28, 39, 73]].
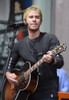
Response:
[[23, 5, 42, 20]]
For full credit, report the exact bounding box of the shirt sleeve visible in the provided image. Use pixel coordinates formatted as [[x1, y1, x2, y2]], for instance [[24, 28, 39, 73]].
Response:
[[7, 42, 20, 72], [49, 34, 64, 68]]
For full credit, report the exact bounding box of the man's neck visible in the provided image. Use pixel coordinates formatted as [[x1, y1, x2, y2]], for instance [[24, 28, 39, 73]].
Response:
[[28, 30, 40, 39]]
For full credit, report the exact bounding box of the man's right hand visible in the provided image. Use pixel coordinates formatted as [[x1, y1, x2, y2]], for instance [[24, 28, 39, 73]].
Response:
[[6, 72, 18, 84]]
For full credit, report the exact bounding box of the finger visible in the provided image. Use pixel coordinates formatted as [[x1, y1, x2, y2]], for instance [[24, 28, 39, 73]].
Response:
[[9, 78, 18, 84], [10, 73, 17, 78]]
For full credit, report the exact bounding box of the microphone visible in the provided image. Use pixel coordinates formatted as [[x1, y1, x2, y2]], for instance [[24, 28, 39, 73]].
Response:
[[8, 21, 27, 28]]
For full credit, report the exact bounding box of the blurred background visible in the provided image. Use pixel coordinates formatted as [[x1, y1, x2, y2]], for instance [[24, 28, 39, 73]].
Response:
[[0, 0, 69, 99]]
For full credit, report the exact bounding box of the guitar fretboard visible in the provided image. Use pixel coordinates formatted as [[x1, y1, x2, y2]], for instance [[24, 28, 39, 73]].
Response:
[[24, 58, 43, 78]]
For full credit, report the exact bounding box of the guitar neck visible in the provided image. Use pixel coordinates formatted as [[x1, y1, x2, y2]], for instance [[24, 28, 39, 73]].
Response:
[[24, 58, 44, 78], [24, 43, 67, 78]]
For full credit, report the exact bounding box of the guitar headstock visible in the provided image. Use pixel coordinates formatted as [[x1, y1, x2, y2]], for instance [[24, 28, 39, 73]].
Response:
[[51, 43, 67, 55]]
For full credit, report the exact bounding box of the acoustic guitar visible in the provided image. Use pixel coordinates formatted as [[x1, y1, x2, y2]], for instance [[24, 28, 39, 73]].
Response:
[[2, 43, 67, 100]]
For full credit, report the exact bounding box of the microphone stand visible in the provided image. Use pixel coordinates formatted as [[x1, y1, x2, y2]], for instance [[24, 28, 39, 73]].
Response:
[[0, 27, 17, 93], [4, 28, 17, 73]]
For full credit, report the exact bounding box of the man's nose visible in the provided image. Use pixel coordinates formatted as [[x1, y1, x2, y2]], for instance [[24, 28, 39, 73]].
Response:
[[32, 17, 36, 21]]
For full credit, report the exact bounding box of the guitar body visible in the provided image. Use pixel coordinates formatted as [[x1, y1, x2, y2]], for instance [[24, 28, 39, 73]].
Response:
[[2, 61, 39, 100]]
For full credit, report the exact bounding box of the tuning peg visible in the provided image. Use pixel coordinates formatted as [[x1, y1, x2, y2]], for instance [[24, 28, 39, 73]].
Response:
[[57, 55, 59, 57], [60, 53, 62, 55]]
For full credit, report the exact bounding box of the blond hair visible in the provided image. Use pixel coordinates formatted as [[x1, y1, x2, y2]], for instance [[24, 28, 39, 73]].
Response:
[[23, 5, 42, 20]]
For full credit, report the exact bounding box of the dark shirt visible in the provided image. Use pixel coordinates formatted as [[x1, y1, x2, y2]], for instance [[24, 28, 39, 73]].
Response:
[[7, 32, 64, 99]]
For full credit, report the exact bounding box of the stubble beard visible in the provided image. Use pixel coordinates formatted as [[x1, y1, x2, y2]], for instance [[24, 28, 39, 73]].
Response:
[[29, 27, 39, 33]]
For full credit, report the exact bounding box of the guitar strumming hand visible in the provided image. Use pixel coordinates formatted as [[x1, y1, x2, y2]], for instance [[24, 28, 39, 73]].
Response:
[[6, 72, 18, 84]]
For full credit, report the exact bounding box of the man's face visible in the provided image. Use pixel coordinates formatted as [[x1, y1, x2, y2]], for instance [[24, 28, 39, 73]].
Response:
[[25, 10, 42, 31]]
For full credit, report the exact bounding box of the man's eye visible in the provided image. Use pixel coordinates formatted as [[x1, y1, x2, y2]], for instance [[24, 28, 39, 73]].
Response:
[[29, 16, 33, 18], [36, 16, 40, 19], [29, 16, 40, 19]]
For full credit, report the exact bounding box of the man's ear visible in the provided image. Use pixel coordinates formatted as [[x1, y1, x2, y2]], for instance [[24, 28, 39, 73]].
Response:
[[23, 19, 26, 23]]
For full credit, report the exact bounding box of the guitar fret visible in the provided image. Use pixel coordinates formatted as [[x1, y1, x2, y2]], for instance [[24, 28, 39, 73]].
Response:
[[32, 59, 43, 71], [30, 67, 33, 72], [24, 59, 43, 78]]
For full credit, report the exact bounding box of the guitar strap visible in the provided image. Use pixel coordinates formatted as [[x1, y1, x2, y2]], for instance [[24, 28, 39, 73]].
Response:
[[27, 32, 46, 75]]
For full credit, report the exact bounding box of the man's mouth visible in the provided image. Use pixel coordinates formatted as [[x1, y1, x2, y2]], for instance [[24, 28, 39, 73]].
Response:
[[31, 23, 37, 25]]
